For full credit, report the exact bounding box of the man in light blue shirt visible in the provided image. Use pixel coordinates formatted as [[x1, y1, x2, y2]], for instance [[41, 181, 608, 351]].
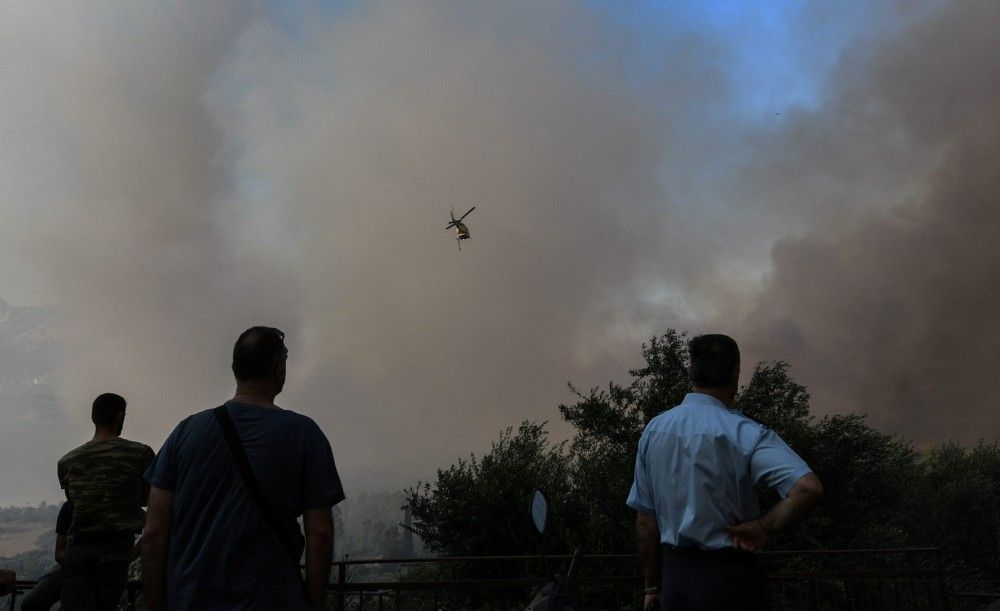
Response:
[[627, 334, 823, 610]]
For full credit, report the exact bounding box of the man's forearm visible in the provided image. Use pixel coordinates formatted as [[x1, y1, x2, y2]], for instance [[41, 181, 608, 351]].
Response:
[[140, 533, 168, 610], [143, 487, 174, 609], [304, 533, 333, 609], [635, 512, 661, 588], [760, 473, 823, 535], [54, 534, 67, 564], [303, 507, 334, 609]]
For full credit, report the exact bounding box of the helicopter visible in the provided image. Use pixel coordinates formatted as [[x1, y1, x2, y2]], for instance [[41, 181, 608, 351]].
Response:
[[445, 206, 476, 250]]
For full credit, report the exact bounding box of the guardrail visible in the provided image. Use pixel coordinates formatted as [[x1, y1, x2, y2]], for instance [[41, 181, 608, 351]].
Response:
[[324, 548, 954, 611], [3, 547, 973, 611]]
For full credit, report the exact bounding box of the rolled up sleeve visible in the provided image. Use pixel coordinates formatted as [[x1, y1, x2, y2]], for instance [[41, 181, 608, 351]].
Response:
[[749, 428, 812, 498]]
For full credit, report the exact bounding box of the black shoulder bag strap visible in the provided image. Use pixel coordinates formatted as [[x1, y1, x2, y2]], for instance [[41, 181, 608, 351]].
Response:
[[213, 405, 306, 591]]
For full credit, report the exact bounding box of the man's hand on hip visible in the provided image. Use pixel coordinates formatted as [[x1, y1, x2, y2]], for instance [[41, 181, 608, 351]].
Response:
[[725, 518, 773, 552], [728, 472, 823, 552]]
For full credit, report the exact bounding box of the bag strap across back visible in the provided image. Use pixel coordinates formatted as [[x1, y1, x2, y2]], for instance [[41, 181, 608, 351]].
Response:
[[213, 404, 305, 587]]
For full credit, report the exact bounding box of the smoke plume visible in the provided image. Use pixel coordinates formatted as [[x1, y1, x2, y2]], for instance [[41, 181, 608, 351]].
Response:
[[738, 1, 1000, 442], [0, 1, 997, 502]]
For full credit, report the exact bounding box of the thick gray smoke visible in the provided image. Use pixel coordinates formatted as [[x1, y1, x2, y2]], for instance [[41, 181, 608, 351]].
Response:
[[0, 1, 724, 500], [0, 1, 995, 503], [206, 1, 721, 486], [737, 2, 1000, 443], [0, 3, 311, 502]]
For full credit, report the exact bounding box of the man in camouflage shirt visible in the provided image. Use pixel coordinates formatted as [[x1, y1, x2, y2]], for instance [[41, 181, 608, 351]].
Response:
[[57, 393, 154, 611]]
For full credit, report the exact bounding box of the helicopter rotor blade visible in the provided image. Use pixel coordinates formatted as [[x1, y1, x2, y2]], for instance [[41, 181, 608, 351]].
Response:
[[458, 206, 476, 221]]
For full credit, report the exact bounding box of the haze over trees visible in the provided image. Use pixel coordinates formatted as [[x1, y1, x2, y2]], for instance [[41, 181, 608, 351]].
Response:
[[406, 331, 1000, 579], [0, 494, 418, 581], [0, 502, 59, 579]]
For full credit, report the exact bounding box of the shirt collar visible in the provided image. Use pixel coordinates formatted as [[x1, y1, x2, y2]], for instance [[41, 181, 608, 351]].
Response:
[[681, 392, 730, 410]]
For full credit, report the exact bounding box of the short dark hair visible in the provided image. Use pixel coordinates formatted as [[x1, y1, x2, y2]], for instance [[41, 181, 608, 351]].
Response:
[[92, 393, 126, 426], [688, 334, 740, 388], [232, 326, 286, 381]]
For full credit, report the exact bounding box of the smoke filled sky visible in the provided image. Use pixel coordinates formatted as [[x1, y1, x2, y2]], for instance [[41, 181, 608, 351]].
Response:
[[1, 0, 997, 504]]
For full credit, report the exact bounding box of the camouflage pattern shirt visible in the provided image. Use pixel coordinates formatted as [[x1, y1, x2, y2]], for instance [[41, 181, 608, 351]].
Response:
[[57, 437, 155, 537]]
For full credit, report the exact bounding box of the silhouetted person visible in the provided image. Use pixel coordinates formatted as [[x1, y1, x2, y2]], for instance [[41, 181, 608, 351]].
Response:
[[627, 334, 823, 610], [57, 393, 154, 611], [142, 326, 345, 610], [20, 501, 73, 611]]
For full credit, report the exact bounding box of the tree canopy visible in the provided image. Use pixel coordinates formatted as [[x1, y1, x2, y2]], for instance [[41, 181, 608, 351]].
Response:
[[405, 331, 1000, 579]]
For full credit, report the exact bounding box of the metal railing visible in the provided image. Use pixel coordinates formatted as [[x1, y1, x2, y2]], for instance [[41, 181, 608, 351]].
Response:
[[324, 548, 955, 611], [3, 547, 977, 611]]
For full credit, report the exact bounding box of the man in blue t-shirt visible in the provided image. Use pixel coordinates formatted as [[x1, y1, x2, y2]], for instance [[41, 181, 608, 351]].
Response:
[[142, 327, 345, 610]]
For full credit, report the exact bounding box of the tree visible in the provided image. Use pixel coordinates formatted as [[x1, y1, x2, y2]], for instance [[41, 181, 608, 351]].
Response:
[[404, 330, 1000, 584], [405, 421, 575, 557], [734, 361, 811, 442], [735, 361, 921, 551], [557, 331, 691, 552], [906, 442, 1000, 577]]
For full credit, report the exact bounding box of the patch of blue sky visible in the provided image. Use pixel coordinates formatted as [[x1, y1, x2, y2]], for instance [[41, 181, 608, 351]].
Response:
[[584, 1, 905, 220], [586, 0, 906, 123], [258, 0, 904, 123]]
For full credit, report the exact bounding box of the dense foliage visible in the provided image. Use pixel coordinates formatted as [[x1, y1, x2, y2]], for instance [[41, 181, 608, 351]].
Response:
[[406, 422, 576, 557], [405, 331, 1000, 580]]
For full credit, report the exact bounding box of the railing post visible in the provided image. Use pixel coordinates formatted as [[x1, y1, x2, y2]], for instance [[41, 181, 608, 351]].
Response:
[[936, 547, 951, 611], [335, 563, 346, 611]]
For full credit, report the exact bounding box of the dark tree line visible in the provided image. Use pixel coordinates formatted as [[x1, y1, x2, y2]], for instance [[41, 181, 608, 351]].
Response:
[[405, 331, 1000, 579]]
